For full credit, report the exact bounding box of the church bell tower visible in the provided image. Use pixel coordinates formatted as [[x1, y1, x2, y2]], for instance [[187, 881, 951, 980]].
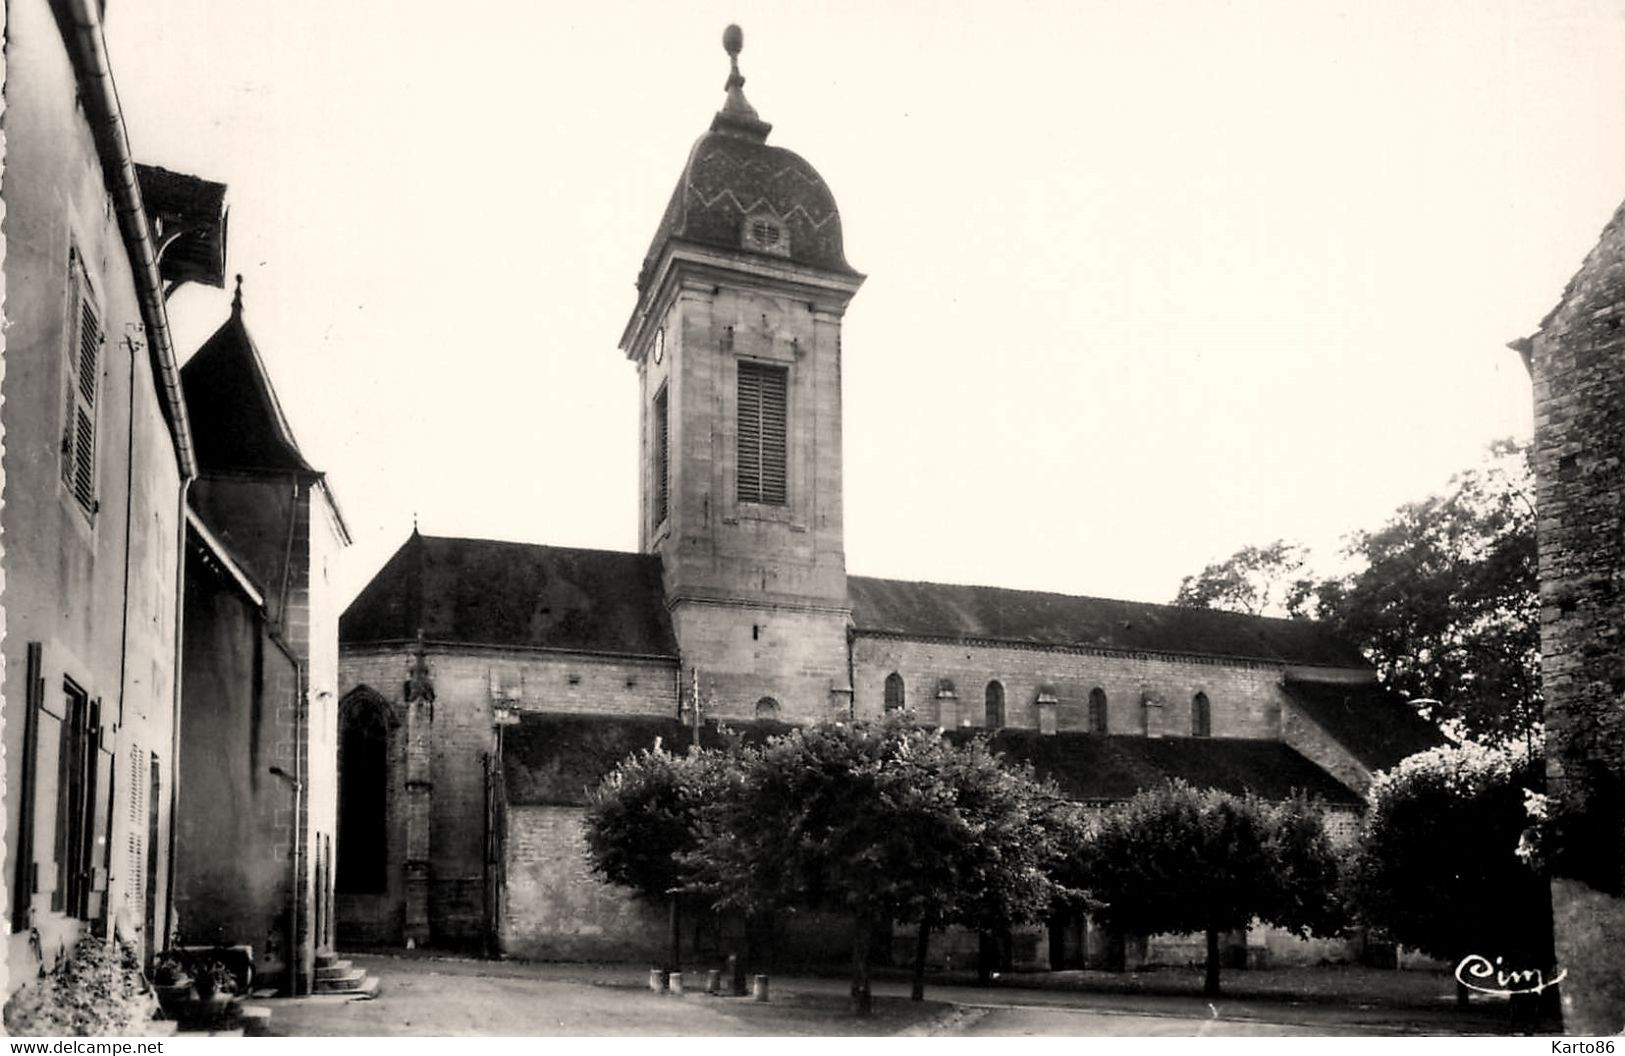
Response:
[[619, 26, 864, 723]]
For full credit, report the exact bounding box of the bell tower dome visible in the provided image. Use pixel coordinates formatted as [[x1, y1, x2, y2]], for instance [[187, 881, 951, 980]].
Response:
[[619, 26, 864, 723]]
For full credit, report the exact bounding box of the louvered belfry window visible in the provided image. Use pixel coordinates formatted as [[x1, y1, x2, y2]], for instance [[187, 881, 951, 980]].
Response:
[[654, 387, 670, 526], [736, 360, 787, 506], [62, 251, 102, 514]]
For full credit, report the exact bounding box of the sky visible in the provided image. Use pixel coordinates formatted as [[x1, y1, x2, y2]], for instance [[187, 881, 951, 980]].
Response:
[[105, 0, 1625, 610]]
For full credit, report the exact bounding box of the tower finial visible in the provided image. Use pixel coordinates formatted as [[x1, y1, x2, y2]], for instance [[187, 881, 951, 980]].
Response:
[[232, 273, 244, 315], [723, 24, 744, 89], [713, 24, 771, 139]]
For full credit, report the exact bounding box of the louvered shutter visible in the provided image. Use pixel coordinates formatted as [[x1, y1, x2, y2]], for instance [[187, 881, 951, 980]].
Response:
[[654, 388, 670, 526], [737, 361, 787, 506], [126, 745, 145, 926], [64, 254, 101, 513]]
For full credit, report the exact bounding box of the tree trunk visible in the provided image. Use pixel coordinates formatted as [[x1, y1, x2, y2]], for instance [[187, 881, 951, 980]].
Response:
[[976, 930, 995, 985], [668, 895, 681, 972], [1048, 913, 1067, 971], [1204, 926, 1222, 996], [850, 913, 874, 1015], [911, 918, 933, 1001]]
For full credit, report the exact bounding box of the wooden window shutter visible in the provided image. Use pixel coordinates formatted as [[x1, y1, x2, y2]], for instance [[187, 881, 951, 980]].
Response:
[[126, 744, 146, 926], [50, 694, 80, 914], [737, 361, 787, 506], [63, 252, 102, 514], [654, 387, 669, 526], [86, 701, 113, 922], [12, 644, 45, 931]]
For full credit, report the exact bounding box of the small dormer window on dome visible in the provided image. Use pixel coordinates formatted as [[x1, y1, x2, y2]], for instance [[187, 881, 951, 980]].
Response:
[[743, 214, 790, 257]]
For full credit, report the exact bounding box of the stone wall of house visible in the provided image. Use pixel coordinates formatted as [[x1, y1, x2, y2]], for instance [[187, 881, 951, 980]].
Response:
[[851, 635, 1307, 739], [1528, 199, 1625, 1034], [175, 551, 304, 983]]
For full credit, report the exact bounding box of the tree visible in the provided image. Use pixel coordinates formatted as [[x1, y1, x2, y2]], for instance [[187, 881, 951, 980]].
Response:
[[1315, 439, 1539, 748], [1078, 781, 1345, 996], [906, 738, 1078, 998], [1172, 439, 1539, 747], [583, 744, 740, 971], [1173, 540, 1313, 617], [1346, 743, 1551, 974], [686, 715, 1065, 1014]]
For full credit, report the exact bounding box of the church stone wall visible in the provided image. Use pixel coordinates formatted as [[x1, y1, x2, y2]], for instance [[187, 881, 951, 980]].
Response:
[[502, 805, 668, 962], [339, 645, 680, 947], [1281, 698, 1374, 797], [671, 603, 851, 723], [851, 635, 1288, 739]]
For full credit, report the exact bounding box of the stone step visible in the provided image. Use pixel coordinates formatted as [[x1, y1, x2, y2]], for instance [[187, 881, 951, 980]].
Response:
[[238, 1006, 272, 1037], [314, 960, 353, 980], [314, 969, 367, 992], [347, 976, 381, 1001]]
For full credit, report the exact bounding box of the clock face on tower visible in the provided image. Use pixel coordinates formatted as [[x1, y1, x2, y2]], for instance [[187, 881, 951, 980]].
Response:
[[653, 328, 665, 365]]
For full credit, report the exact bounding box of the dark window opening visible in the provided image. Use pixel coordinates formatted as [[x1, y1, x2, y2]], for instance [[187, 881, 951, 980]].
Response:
[[884, 673, 905, 713], [755, 696, 780, 719], [1088, 687, 1108, 735], [985, 681, 1005, 728], [53, 682, 101, 919], [1192, 692, 1212, 738], [737, 360, 787, 505], [337, 698, 391, 894], [653, 386, 670, 527]]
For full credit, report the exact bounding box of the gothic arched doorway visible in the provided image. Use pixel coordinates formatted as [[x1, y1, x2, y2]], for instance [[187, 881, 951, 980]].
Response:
[[336, 686, 398, 946]]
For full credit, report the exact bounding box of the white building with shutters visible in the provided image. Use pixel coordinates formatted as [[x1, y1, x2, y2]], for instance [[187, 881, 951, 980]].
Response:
[[2, 0, 229, 992]]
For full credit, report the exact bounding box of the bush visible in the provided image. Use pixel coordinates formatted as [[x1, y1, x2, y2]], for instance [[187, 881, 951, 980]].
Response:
[[3, 939, 157, 1037], [1347, 742, 1550, 965]]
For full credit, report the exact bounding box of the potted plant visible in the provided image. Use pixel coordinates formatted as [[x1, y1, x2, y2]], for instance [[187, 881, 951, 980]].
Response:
[[192, 958, 237, 1002], [150, 953, 193, 1014]]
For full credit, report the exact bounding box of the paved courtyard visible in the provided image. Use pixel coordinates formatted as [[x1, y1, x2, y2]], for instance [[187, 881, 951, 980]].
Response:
[[260, 954, 1521, 1037]]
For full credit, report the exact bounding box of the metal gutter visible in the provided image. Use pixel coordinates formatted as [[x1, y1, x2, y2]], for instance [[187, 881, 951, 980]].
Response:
[[55, 0, 197, 480]]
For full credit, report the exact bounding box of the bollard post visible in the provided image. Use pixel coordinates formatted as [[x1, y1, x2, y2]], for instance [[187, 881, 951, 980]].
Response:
[[728, 953, 746, 996], [706, 969, 722, 994], [649, 968, 668, 993], [752, 974, 770, 1002], [670, 971, 685, 996]]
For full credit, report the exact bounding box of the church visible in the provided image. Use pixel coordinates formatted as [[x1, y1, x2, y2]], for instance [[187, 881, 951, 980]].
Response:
[[336, 27, 1438, 969]]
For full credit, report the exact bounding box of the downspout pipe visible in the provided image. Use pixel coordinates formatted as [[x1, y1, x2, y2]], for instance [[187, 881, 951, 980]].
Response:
[[53, 0, 197, 480]]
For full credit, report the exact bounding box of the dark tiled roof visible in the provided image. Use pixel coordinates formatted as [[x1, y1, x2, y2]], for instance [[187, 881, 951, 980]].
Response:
[[638, 128, 855, 294], [136, 164, 229, 290], [180, 305, 313, 473], [848, 576, 1368, 668], [1283, 679, 1446, 773], [502, 716, 1359, 808], [956, 729, 1362, 807], [503, 713, 795, 806], [341, 534, 680, 658]]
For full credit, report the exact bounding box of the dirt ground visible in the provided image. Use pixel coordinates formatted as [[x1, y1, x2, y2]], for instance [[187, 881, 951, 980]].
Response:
[[260, 954, 1539, 1037]]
